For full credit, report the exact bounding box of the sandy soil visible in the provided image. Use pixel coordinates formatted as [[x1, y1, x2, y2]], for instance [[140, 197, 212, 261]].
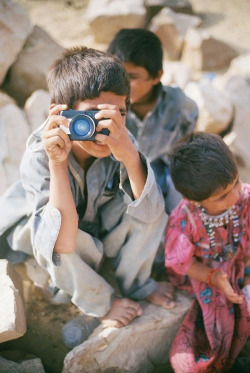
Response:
[[1, 1, 250, 372]]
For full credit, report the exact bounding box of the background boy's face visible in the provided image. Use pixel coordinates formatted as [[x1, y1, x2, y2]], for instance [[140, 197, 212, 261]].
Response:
[[72, 92, 127, 160], [122, 62, 162, 105], [199, 177, 242, 215]]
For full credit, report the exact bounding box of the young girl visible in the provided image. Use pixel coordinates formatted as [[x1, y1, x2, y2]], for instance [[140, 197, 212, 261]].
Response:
[[165, 132, 250, 373]]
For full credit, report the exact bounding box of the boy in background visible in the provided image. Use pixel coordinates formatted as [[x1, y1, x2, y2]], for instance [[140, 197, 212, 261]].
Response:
[[107, 28, 198, 214]]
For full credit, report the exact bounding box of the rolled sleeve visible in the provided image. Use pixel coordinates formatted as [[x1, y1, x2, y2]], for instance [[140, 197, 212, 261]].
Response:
[[120, 153, 165, 223], [33, 204, 62, 266], [165, 215, 195, 275]]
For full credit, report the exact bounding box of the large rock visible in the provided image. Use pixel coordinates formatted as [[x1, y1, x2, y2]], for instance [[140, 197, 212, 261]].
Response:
[[150, 7, 201, 60], [185, 81, 233, 134], [63, 291, 191, 373], [161, 61, 191, 88], [86, 0, 146, 44], [145, 0, 193, 25], [0, 90, 16, 107], [221, 76, 250, 167], [0, 0, 32, 84], [0, 356, 45, 373], [24, 90, 50, 132], [0, 260, 26, 343], [2, 26, 63, 107], [227, 52, 250, 78], [0, 103, 30, 192], [181, 28, 237, 71]]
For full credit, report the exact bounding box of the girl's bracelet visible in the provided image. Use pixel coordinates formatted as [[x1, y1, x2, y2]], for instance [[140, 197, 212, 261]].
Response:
[[244, 267, 250, 276], [206, 268, 220, 287]]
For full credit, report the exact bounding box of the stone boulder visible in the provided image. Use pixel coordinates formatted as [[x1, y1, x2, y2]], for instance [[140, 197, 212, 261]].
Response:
[[161, 61, 191, 88], [0, 0, 32, 85], [145, 0, 193, 25], [220, 76, 250, 167], [63, 291, 191, 373], [227, 52, 250, 78], [86, 0, 146, 44], [24, 90, 50, 132], [150, 7, 201, 60], [2, 25, 63, 107], [0, 103, 30, 194], [185, 81, 233, 134], [0, 356, 45, 373], [181, 28, 237, 71], [0, 90, 16, 107], [0, 260, 26, 343]]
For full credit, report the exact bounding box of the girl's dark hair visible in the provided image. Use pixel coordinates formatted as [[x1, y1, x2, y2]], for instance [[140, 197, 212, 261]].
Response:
[[47, 46, 130, 109], [107, 28, 163, 78], [169, 132, 238, 201]]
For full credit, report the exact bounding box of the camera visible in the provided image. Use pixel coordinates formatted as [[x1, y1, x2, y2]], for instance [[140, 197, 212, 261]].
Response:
[[60, 110, 109, 141]]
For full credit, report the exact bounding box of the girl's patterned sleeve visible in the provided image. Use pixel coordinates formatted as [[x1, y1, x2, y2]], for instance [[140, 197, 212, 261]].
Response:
[[165, 208, 196, 275], [247, 201, 250, 256]]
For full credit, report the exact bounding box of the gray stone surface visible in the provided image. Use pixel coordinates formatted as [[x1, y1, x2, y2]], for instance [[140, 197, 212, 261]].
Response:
[[0, 260, 26, 343], [63, 291, 191, 373], [86, 0, 146, 44], [0, 356, 45, 373], [182, 27, 238, 71], [150, 7, 201, 60], [185, 80, 233, 134], [3, 25, 63, 106], [0, 103, 30, 195], [0, 0, 32, 85], [24, 89, 50, 132]]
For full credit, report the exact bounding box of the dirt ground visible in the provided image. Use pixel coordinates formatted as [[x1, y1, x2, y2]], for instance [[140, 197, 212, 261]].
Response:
[[1, 1, 250, 372]]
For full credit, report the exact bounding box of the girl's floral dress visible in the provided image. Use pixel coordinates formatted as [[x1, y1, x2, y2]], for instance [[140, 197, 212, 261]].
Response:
[[165, 184, 250, 373]]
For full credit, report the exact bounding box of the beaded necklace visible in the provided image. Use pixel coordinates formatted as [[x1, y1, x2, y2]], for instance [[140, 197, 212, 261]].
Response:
[[198, 205, 240, 262]]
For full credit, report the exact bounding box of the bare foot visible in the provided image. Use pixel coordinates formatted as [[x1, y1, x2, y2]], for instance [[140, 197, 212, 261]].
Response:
[[99, 297, 142, 328], [146, 281, 175, 310]]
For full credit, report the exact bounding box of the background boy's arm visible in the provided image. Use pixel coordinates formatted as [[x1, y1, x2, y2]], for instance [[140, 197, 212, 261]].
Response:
[[43, 104, 78, 254]]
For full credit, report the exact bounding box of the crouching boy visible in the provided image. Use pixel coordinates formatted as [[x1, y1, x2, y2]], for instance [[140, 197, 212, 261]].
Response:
[[0, 47, 174, 336]]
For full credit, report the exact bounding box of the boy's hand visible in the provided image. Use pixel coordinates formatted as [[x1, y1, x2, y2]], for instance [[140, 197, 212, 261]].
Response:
[[212, 270, 244, 304], [43, 104, 72, 164], [94, 104, 138, 164]]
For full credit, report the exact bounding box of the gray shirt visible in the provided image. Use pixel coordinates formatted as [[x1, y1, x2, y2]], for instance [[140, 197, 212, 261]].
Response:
[[126, 84, 198, 165], [0, 126, 165, 267]]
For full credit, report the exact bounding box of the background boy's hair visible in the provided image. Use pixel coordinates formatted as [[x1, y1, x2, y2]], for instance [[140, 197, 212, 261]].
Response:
[[169, 132, 238, 202], [47, 46, 130, 109], [107, 28, 163, 78]]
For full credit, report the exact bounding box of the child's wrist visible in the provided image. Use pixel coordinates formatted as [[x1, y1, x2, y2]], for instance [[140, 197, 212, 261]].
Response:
[[206, 268, 221, 287]]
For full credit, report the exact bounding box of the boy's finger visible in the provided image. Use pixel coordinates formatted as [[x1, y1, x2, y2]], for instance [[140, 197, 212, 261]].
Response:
[[49, 104, 68, 116], [44, 135, 65, 151], [45, 115, 69, 131], [43, 127, 70, 145]]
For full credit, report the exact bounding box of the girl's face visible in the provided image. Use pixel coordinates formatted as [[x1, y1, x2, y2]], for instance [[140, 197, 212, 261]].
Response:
[[199, 176, 242, 216]]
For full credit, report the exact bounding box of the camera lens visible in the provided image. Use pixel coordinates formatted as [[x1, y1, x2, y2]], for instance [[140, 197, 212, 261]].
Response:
[[70, 114, 95, 139]]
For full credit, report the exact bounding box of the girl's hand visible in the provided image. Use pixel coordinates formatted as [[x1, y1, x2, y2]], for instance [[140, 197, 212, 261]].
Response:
[[212, 270, 244, 304], [43, 104, 72, 164]]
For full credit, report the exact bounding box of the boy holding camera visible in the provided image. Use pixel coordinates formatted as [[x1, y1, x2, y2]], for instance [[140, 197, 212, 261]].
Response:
[[0, 47, 174, 336], [107, 28, 198, 214]]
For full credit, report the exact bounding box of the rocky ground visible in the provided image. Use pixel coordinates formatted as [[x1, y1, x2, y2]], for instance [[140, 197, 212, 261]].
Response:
[[1, 1, 250, 372]]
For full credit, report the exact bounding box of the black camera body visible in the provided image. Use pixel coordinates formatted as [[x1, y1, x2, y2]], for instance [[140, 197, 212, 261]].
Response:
[[60, 110, 109, 141]]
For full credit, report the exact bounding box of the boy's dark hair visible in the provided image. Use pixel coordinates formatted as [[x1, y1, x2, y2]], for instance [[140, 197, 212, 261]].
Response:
[[107, 28, 163, 78], [47, 46, 130, 109], [169, 132, 238, 202]]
